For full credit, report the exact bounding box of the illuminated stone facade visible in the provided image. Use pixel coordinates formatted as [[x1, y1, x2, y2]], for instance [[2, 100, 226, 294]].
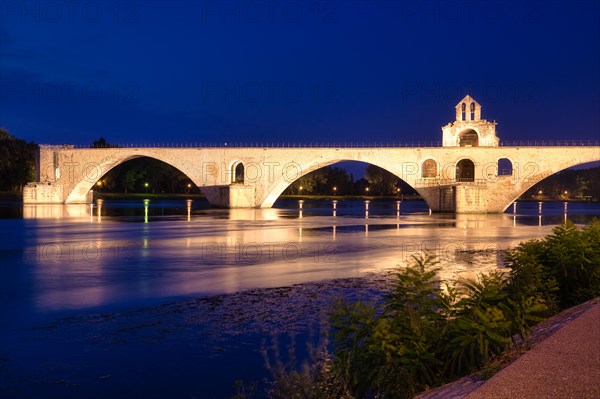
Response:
[[23, 98, 599, 213], [442, 95, 500, 147]]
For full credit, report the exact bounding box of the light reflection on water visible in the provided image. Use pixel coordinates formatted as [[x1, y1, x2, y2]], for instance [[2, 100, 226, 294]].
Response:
[[1, 199, 599, 320], [0, 199, 599, 399]]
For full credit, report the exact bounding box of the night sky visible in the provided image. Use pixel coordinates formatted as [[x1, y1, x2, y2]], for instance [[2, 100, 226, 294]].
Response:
[[1, 1, 599, 147]]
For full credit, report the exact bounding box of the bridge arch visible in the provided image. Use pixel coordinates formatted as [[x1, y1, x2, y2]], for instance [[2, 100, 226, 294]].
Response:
[[64, 151, 199, 203], [500, 159, 600, 212], [259, 158, 428, 209]]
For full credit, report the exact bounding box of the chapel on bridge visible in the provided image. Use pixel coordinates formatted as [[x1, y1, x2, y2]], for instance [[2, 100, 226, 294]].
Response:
[[442, 95, 500, 147]]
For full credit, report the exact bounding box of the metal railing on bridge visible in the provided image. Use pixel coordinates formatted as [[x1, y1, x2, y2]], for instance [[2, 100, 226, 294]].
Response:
[[78, 139, 599, 149], [81, 141, 445, 148], [499, 140, 599, 147]]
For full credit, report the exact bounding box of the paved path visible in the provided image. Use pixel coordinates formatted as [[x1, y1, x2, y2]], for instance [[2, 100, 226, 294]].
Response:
[[466, 301, 600, 399], [417, 298, 600, 399]]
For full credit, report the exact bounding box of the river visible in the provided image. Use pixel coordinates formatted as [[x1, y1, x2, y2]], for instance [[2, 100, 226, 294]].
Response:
[[0, 199, 598, 398]]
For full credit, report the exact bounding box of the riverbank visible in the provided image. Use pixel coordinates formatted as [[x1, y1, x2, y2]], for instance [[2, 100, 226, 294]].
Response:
[[516, 198, 598, 203], [93, 192, 207, 200], [279, 194, 420, 201], [94, 193, 420, 202], [1, 189, 596, 203], [417, 297, 600, 399]]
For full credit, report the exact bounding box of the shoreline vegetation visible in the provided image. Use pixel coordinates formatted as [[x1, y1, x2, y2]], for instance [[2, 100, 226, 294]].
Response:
[[232, 219, 600, 399], [1, 191, 598, 203]]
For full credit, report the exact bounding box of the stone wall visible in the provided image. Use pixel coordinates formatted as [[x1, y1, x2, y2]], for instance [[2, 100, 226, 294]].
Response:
[[23, 145, 600, 213], [23, 182, 63, 204], [202, 185, 256, 208]]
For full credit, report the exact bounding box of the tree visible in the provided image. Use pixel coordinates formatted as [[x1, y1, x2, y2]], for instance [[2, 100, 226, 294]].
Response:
[[96, 157, 195, 194], [120, 169, 145, 193], [365, 165, 398, 196], [321, 166, 352, 195], [286, 169, 327, 195], [284, 166, 352, 195], [91, 137, 118, 148], [575, 176, 590, 199], [0, 128, 38, 191]]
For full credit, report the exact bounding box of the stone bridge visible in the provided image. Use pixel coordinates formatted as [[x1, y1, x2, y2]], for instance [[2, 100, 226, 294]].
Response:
[[23, 96, 600, 213]]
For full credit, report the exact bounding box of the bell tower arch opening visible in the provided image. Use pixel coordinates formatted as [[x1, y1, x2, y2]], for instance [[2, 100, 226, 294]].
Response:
[[458, 129, 479, 147]]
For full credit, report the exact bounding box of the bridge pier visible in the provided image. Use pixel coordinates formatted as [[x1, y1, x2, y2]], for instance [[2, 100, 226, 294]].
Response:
[[418, 186, 456, 213], [201, 185, 257, 208], [23, 182, 94, 204], [22, 181, 258, 208], [419, 184, 508, 214]]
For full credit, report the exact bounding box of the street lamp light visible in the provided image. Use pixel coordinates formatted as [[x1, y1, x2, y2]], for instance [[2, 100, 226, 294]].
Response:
[[144, 182, 149, 193], [333, 186, 337, 196], [299, 185, 303, 195]]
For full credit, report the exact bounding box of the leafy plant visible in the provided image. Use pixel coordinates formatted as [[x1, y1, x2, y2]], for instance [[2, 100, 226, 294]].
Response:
[[262, 330, 353, 399], [330, 254, 446, 398], [261, 220, 600, 398], [506, 220, 600, 308], [443, 272, 511, 375]]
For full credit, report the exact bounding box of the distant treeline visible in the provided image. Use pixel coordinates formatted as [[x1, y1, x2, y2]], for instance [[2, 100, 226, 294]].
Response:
[[0, 128, 37, 191], [524, 166, 600, 200], [282, 164, 418, 197], [94, 157, 199, 194]]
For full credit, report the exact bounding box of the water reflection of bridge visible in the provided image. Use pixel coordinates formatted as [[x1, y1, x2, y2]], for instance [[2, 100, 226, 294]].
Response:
[[23, 199, 570, 229]]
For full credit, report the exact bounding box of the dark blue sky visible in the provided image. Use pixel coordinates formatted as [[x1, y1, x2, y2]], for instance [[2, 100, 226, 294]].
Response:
[[1, 0, 599, 146]]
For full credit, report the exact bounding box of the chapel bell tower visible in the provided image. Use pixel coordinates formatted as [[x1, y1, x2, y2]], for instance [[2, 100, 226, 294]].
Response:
[[442, 95, 499, 147]]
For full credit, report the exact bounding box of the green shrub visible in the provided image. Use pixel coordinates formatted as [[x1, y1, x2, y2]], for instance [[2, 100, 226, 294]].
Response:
[[443, 272, 512, 376], [260, 220, 600, 398], [506, 219, 600, 308], [330, 254, 446, 398]]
